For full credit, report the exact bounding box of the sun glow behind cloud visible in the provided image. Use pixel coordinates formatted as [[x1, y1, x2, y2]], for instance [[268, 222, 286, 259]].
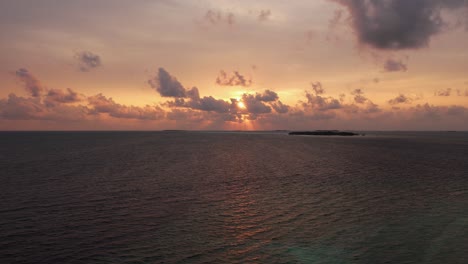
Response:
[[0, 0, 467, 130]]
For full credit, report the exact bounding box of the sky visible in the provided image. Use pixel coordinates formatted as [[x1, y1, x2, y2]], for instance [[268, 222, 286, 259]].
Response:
[[0, 0, 467, 130]]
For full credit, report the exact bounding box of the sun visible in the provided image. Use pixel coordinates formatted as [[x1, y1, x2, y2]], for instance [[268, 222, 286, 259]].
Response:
[[237, 101, 246, 109]]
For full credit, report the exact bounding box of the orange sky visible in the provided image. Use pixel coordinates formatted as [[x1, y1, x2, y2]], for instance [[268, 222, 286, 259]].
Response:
[[1, 0, 467, 130]]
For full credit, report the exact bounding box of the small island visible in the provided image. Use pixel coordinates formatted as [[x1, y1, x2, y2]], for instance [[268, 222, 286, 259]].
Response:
[[289, 130, 359, 136]]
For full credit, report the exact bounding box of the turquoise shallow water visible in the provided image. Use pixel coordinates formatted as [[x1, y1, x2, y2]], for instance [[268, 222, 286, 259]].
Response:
[[0, 131, 467, 263]]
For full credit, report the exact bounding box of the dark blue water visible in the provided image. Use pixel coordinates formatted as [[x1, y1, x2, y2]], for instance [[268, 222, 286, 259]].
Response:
[[0, 131, 467, 263]]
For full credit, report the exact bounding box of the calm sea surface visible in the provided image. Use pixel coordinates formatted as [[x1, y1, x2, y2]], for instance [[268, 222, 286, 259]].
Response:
[[0, 131, 467, 263]]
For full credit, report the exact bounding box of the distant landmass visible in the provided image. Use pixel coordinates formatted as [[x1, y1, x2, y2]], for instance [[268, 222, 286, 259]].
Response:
[[289, 130, 360, 136]]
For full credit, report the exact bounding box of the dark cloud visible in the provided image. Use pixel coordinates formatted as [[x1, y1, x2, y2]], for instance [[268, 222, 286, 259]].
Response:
[[304, 88, 342, 111], [44, 88, 84, 106], [435, 88, 468, 97], [6, 70, 91, 120], [15, 68, 85, 105], [388, 94, 413, 105], [258, 10, 271, 21], [3, 69, 174, 123], [191, 96, 231, 113], [411, 103, 467, 121], [271, 101, 289, 113], [5, 69, 167, 122], [0, 94, 45, 120], [383, 59, 408, 72], [166, 88, 286, 119], [362, 101, 381, 114], [345, 89, 381, 114], [216, 70, 252, 87], [157, 71, 280, 117], [351, 88, 368, 104], [339, 93, 346, 102], [167, 93, 232, 114], [242, 93, 272, 114], [88, 94, 164, 120], [454, 88, 468, 96], [0, 94, 89, 121], [204, 9, 235, 25], [5, 67, 467, 130], [332, 0, 466, 50], [311, 82, 324, 95], [15, 68, 44, 97], [148, 68, 189, 98], [255, 89, 278, 102], [240, 90, 283, 115], [435, 88, 452, 96], [75, 51, 101, 72], [162, 81, 233, 114], [413, 103, 441, 119]]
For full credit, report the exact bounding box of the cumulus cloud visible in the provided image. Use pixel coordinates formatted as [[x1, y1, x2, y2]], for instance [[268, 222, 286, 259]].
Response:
[[435, 88, 452, 96], [88, 94, 164, 120], [347, 89, 381, 113], [242, 93, 272, 114], [165, 88, 285, 119], [190, 96, 232, 113], [4, 68, 468, 130], [383, 59, 408, 72], [234, 90, 284, 116], [411, 103, 467, 120], [332, 0, 467, 50], [351, 88, 368, 104], [311, 82, 324, 95], [148, 68, 190, 98], [157, 71, 287, 118], [216, 70, 252, 87], [44, 88, 84, 106], [167, 93, 232, 114], [362, 101, 381, 114], [0, 94, 89, 121], [15, 68, 44, 97], [271, 101, 289, 113], [304, 91, 342, 111], [2, 69, 166, 122], [255, 90, 278, 102], [388, 94, 413, 105], [204, 9, 235, 25], [153, 69, 238, 114], [0, 94, 45, 120], [434, 88, 468, 97], [75, 51, 101, 72]]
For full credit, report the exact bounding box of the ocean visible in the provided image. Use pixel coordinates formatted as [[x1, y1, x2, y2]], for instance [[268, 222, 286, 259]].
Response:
[[0, 131, 467, 263]]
